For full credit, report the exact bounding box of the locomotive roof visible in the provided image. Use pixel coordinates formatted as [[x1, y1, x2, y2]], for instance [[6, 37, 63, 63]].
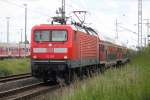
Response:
[[100, 40, 127, 49], [32, 24, 127, 49], [33, 24, 98, 37]]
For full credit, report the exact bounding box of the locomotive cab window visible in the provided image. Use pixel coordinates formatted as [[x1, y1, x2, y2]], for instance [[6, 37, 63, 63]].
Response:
[[34, 30, 67, 42], [51, 30, 67, 41], [35, 31, 50, 42]]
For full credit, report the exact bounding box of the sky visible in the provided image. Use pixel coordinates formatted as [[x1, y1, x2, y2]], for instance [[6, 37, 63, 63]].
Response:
[[0, 0, 150, 49]]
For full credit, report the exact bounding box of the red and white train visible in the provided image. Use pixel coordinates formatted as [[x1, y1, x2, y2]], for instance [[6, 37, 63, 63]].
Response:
[[0, 43, 30, 59], [31, 23, 131, 83]]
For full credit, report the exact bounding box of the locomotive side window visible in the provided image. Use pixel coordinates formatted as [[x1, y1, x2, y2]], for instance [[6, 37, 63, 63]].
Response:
[[100, 45, 104, 52]]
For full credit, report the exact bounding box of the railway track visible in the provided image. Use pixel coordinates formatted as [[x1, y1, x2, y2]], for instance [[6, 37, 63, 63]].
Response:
[[0, 73, 31, 83], [0, 82, 59, 100]]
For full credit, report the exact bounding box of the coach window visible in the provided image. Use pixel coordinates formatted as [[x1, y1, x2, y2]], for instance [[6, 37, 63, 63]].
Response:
[[101, 45, 104, 52]]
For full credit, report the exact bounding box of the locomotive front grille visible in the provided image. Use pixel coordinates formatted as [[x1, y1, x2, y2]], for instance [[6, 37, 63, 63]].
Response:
[[32, 59, 67, 64], [31, 59, 69, 72]]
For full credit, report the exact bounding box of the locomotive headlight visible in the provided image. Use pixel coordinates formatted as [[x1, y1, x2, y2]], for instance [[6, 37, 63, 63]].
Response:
[[54, 48, 67, 53], [33, 48, 47, 53], [33, 55, 37, 59], [64, 55, 68, 59]]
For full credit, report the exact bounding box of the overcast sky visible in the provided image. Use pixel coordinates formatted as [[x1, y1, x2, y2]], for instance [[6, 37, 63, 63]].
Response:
[[0, 0, 150, 49]]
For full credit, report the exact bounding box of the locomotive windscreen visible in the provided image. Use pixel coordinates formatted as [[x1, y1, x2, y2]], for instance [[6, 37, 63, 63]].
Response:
[[34, 30, 67, 42]]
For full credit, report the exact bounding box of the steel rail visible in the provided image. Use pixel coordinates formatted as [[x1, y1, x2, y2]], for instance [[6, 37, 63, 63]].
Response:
[[0, 82, 59, 100], [0, 73, 31, 83]]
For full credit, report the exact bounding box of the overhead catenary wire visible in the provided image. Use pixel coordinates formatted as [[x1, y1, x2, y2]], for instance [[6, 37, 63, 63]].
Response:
[[118, 25, 138, 35], [0, 0, 141, 47], [0, 0, 50, 17]]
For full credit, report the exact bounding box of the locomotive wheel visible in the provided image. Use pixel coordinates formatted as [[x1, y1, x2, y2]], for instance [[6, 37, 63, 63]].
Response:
[[79, 68, 84, 80], [43, 78, 48, 83], [94, 65, 99, 75], [43, 77, 57, 83], [100, 65, 105, 73], [64, 69, 72, 84], [72, 70, 78, 82], [87, 67, 93, 77], [43, 73, 49, 83], [85, 67, 90, 77], [98, 65, 102, 74]]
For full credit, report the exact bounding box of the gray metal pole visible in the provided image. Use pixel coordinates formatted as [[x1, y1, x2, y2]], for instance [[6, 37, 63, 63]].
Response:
[[144, 37, 146, 47], [62, 0, 65, 24], [144, 19, 150, 44], [24, 4, 27, 57], [20, 28, 23, 43], [138, 0, 142, 49], [0, 32, 2, 42], [115, 19, 118, 40], [6, 17, 10, 43]]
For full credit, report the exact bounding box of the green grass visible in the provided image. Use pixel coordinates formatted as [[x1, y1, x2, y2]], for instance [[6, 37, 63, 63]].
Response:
[[29, 47, 150, 100], [65, 48, 150, 100], [0, 58, 30, 77]]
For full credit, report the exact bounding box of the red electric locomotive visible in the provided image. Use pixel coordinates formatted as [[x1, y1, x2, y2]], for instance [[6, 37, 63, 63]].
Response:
[[31, 24, 100, 82], [31, 23, 129, 83]]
